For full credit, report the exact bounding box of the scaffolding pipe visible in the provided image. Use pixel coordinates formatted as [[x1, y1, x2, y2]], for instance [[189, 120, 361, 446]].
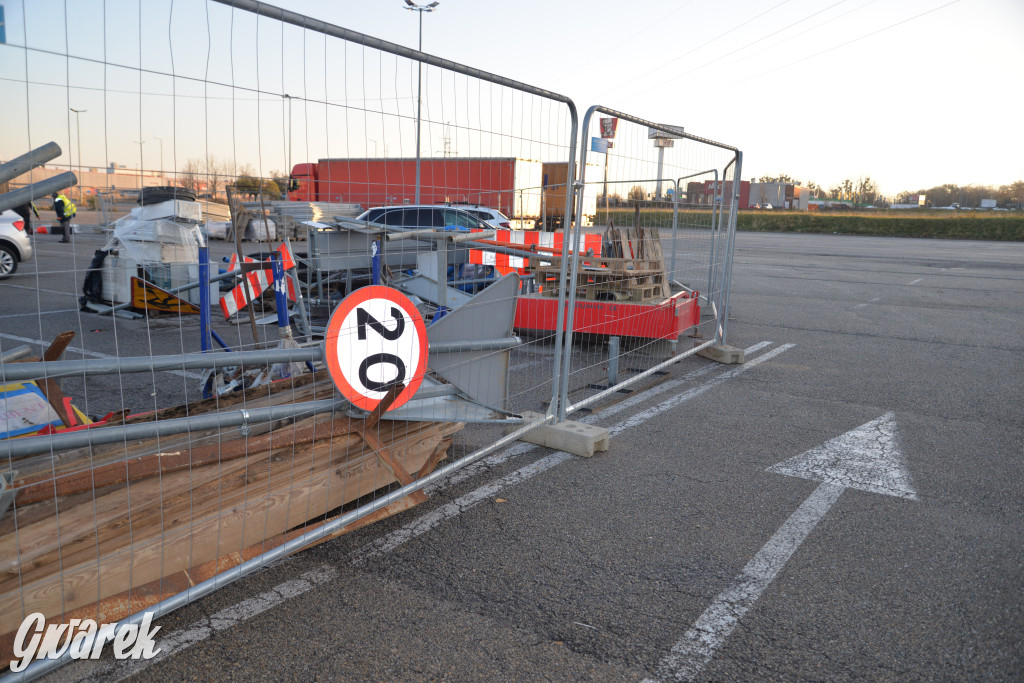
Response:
[[0, 142, 62, 186]]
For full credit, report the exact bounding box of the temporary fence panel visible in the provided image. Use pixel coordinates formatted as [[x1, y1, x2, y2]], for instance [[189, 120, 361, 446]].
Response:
[[0, 0, 581, 677], [548, 106, 742, 420]]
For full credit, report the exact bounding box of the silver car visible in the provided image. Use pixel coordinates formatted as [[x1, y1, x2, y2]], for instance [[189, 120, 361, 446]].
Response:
[[0, 209, 34, 279]]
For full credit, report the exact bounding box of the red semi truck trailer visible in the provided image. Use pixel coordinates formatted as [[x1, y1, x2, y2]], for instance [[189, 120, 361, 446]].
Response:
[[288, 157, 598, 230], [289, 157, 541, 220]]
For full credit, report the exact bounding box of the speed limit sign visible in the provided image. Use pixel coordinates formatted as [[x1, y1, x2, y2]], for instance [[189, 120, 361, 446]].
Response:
[[323, 285, 428, 411]]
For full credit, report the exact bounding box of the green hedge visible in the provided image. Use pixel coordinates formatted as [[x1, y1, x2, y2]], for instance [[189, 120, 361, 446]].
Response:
[[593, 208, 1024, 241], [738, 211, 1024, 240]]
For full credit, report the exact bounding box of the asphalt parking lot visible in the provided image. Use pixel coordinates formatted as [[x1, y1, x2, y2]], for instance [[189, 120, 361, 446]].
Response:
[[12, 228, 1024, 681]]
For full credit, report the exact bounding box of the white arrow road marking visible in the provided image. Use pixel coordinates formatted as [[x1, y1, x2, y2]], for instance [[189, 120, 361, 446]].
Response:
[[767, 412, 917, 500], [648, 412, 917, 682]]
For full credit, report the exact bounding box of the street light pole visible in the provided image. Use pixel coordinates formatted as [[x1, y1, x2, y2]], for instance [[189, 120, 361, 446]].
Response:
[[70, 107, 86, 203], [404, 0, 439, 205], [132, 140, 146, 190], [153, 136, 164, 181], [283, 94, 293, 193]]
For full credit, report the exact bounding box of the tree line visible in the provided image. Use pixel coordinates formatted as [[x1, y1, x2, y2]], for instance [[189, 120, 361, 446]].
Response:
[[894, 181, 1024, 209], [178, 156, 290, 200], [756, 174, 1024, 209]]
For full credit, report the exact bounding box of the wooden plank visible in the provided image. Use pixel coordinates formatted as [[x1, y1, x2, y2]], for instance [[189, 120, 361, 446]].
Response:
[[14, 414, 359, 505], [0, 437, 451, 667], [0, 423, 457, 633], [9, 432, 371, 587], [42, 331, 75, 363], [7, 420, 450, 587], [34, 331, 77, 427], [12, 375, 330, 482]]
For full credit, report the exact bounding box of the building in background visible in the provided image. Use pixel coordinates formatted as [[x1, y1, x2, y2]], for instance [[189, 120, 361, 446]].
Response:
[[748, 182, 810, 210], [0, 163, 170, 203], [685, 180, 751, 209]]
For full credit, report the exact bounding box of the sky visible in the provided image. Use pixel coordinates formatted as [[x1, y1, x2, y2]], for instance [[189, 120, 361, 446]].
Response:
[[1, 0, 1021, 197]]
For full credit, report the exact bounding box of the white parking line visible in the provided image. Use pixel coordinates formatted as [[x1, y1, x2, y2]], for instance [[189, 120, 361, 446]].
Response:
[[428, 341, 775, 494], [908, 278, 923, 285], [645, 483, 844, 683], [0, 283, 77, 296], [79, 340, 792, 682], [0, 308, 81, 319], [853, 297, 881, 309], [77, 566, 339, 682]]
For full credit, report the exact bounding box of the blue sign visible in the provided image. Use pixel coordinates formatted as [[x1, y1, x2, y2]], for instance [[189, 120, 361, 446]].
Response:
[[0, 6, 6, 45], [590, 137, 609, 154]]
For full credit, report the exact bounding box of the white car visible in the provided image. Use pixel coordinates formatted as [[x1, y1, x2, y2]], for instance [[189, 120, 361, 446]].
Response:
[[357, 205, 491, 231], [458, 205, 513, 230], [0, 209, 34, 279]]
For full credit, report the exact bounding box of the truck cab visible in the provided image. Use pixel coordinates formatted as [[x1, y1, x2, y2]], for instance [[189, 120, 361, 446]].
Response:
[[288, 163, 318, 202]]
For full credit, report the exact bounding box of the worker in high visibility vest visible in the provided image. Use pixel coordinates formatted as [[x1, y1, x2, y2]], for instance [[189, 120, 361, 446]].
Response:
[[51, 192, 76, 243]]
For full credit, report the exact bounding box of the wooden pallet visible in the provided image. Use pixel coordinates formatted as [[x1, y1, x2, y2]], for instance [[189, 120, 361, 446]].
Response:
[[525, 223, 670, 303]]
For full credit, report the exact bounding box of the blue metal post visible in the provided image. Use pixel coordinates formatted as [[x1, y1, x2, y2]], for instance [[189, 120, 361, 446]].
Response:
[[371, 240, 381, 285], [199, 245, 212, 353], [270, 254, 289, 330]]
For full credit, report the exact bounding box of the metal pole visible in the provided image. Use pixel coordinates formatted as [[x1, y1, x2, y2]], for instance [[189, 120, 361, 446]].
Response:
[[153, 136, 164, 180], [283, 95, 292, 194], [712, 158, 736, 330], [70, 108, 86, 204], [719, 152, 742, 346], [133, 139, 145, 190], [0, 141, 61, 186], [0, 172, 79, 214], [415, 10, 423, 204], [603, 149, 609, 220], [655, 144, 665, 199], [607, 336, 619, 387]]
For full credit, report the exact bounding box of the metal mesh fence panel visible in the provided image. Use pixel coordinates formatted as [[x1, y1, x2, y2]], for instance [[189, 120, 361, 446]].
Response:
[[549, 106, 741, 419], [0, 0, 579, 676]]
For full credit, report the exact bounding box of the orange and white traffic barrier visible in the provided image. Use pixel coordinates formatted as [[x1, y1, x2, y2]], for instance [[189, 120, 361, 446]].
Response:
[[219, 243, 297, 320], [468, 229, 602, 275]]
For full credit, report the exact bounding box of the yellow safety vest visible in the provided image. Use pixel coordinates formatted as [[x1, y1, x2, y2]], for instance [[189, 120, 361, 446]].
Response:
[[56, 194, 77, 217]]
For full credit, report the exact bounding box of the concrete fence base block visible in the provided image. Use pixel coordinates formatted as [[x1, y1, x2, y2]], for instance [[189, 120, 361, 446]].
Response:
[[514, 411, 610, 458], [697, 343, 745, 365]]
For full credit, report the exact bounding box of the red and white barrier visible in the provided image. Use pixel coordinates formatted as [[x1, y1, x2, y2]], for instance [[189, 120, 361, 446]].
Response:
[[219, 243, 297, 320], [468, 229, 602, 275]]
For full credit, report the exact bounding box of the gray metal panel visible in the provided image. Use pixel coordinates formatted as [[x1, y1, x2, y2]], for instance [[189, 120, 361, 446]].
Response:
[[392, 273, 475, 309], [312, 227, 469, 271], [385, 377, 515, 423], [426, 273, 519, 410]]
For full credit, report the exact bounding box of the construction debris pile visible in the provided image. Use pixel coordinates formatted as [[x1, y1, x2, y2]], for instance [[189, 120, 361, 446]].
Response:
[[533, 223, 670, 302], [0, 374, 462, 661]]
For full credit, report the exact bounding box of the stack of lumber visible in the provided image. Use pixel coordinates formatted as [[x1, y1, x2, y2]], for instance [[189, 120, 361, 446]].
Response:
[[198, 199, 232, 222], [533, 223, 670, 302], [0, 374, 461, 665]]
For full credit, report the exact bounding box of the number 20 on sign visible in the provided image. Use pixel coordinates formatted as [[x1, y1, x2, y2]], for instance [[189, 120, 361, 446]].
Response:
[[324, 286, 428, 411]]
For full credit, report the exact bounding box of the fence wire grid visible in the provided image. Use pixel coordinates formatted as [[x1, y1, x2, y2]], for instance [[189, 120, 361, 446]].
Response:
[[0, 0, 739, 678]]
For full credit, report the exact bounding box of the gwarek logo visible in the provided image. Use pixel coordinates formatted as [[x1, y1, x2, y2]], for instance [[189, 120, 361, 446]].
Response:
[[10, 612, 161, 672]]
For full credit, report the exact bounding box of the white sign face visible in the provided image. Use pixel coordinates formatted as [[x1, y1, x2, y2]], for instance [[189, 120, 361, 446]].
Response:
[[324, 286, 427, 411]]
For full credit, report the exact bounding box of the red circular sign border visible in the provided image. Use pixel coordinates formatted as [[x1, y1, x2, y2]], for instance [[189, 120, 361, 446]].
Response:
[[323, 285, 428, 412]]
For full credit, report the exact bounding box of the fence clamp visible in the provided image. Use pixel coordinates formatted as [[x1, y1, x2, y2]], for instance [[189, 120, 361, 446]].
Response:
[[238, 409, 252, 436], [573, 180, 584, 189]]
